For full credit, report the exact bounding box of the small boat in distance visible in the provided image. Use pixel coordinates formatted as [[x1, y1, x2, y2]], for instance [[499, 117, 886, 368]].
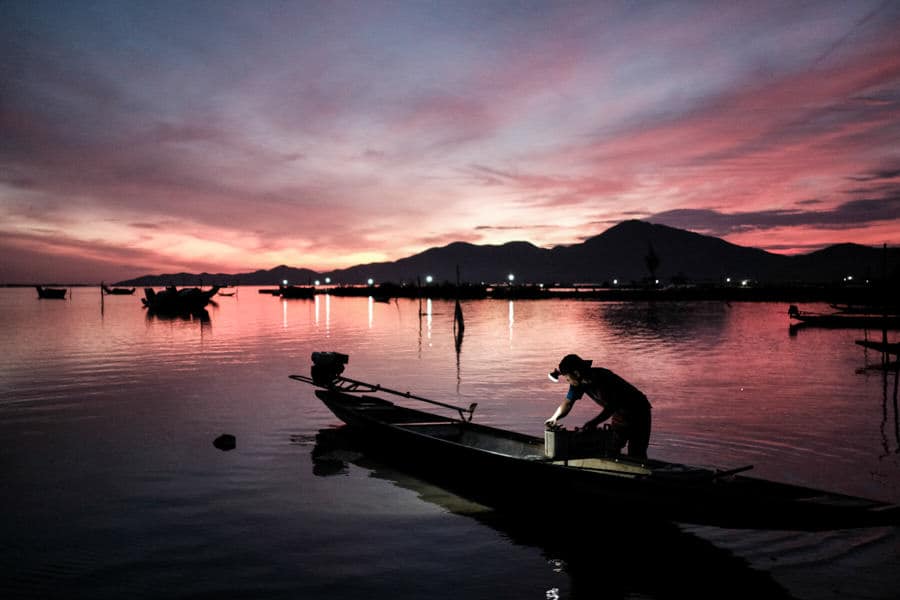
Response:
[[788, 305, 900, 330], [291, 351, 900, 531], [35, 285, 67, 299], [101, 283, 136, 295]]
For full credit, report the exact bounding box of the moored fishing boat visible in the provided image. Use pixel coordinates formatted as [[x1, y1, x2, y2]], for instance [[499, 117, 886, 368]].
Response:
[[789, 305, 900, 330], [292, 352, 900, 531], [141, 285, 220, 314], [101, 283, 136, 295], [35, 285, 67, 299]]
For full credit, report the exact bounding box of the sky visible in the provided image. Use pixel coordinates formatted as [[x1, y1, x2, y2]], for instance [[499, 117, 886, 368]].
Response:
[[2, 0, 899, 283]]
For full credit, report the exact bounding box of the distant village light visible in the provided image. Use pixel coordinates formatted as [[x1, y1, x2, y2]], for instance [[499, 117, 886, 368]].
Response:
[[282, 279, 289, 286], [325, 277, 331, 284], [613, 279, 618, 285], [367, 278, 374, 286], [425, 275, 433, 283], [508, 273, 515, 282], [314, 280, 320, 286], [726, 277, 731, 283]]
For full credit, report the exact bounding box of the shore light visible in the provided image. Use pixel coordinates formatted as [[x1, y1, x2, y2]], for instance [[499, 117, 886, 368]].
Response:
[[425, 275, 433, 284], [508, 273, 515, 282], [613, 279, 618, 285], [314, 280, 320, 286], [282, 279, 289, 285], [325, 277, 331, 284], [367, 278, 374, 286]]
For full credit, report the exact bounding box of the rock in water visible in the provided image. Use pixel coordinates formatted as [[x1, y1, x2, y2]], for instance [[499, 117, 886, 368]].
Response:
[[213, 433, 236, 451]]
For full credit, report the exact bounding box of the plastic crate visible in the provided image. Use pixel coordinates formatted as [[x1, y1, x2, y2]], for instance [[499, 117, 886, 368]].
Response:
[[544, 426, 615, 459]]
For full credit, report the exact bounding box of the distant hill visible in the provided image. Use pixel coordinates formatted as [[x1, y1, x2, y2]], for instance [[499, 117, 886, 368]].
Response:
[[116, 220, 899, 286]]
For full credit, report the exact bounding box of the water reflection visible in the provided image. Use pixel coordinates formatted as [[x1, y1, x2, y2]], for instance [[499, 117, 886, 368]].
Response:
[[145, 307, 211, 325], [454, 299, 465, 389], [311, 427, 793, 600], [313, 294, 331, 331], [852, 339, 900, 457], [598, 301, 731, 343]]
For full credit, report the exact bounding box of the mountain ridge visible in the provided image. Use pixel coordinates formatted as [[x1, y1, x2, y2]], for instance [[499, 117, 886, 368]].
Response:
[[116, 220, 898, 286]]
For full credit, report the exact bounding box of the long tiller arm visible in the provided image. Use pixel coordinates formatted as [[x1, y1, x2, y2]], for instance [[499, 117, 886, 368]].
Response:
[[290, 373, 478, 422]]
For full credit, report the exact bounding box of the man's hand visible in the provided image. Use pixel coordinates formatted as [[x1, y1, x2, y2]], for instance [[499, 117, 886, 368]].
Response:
[[545, 418, 557, 427]]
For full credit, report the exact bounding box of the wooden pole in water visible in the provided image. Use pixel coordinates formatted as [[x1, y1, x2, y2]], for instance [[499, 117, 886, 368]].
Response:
[[454, 264, 464, 336], [883, 243, 888, 351]]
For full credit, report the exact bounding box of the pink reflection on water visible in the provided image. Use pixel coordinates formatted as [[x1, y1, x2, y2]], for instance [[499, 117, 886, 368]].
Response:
[[0, 288, 897, 504]]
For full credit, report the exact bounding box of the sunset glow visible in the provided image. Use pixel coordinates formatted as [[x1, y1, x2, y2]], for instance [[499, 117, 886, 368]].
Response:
[[2, 1, 899, 282]]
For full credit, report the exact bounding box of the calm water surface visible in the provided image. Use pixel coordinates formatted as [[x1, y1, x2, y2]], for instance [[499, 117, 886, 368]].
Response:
[[1, 287, 898, 599]]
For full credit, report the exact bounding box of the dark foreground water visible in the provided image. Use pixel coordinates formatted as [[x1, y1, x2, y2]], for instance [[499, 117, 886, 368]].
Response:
[[1, 287, 898, 599]]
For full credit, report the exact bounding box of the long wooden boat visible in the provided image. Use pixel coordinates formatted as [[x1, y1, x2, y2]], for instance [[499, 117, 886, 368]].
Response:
[[101, 283, 136, 295], [141, 285, 219, 314], [35, 285, 67, 299], [789, 305, 900, 330], [292, 352, 900, 531]]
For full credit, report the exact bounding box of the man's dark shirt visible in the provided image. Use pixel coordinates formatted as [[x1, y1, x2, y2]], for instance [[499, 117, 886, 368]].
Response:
[[566, 367, 651, 427]]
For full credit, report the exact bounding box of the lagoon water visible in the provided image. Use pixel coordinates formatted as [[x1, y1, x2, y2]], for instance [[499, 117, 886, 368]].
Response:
[[1, 287, 898, 599]]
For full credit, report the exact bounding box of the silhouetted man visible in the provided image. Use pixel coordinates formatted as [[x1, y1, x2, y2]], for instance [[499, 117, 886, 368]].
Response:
[[547, 354, 652, 459]]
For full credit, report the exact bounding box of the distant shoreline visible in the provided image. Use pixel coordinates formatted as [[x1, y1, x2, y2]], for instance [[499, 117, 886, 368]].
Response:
[[4, 282, 896, 306]]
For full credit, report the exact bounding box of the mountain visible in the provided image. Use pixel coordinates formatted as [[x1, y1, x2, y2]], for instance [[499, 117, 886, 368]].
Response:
[[116, 220, 898, 286], [547, 221, 788, 283]]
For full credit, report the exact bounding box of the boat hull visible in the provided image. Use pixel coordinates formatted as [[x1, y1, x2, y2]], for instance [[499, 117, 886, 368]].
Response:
[[314, 388, 900, 531], [35, 286, 67, 299], [789, 305, 900, 329], [102, 285, 136, 295]]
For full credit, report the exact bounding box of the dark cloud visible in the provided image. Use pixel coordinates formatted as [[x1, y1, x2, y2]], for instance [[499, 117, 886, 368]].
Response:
[[848, 168, 900, 182], [650, 193, 900, 237]]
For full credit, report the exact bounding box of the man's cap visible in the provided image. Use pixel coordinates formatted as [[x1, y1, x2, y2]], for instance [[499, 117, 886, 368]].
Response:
[[558, 354, 592, 375]]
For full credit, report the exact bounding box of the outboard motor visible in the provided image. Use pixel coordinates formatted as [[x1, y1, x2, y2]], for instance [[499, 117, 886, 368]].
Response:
[[311, 352, 349, 386]]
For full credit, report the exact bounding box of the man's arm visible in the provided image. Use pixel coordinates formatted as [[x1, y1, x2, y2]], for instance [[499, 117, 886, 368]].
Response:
[[583, 407, 613, 430], [545, 398, 575, 426]]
